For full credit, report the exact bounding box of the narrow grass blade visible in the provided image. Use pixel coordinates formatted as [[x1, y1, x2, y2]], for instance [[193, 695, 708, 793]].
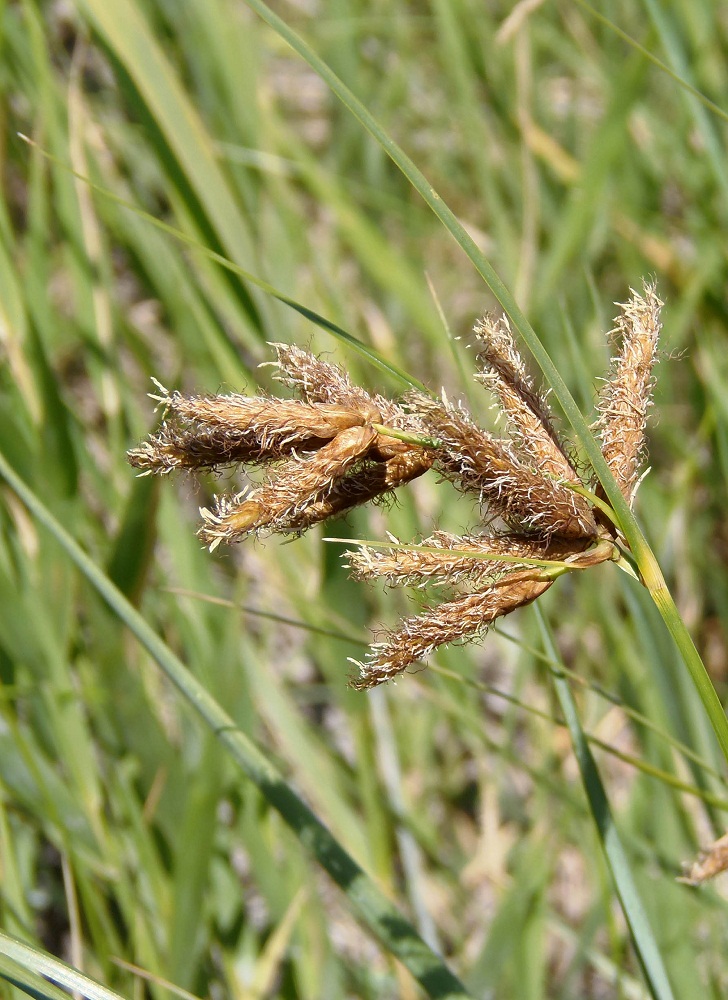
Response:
[[18, 135, 425, 393], [536, 607, 677, 1000], [75, 0, 257, 276], [642, 0, 728, 203], [573, 0, 728, 125], [0, 933, 129, 1000], [0, 451, 473, 1000]]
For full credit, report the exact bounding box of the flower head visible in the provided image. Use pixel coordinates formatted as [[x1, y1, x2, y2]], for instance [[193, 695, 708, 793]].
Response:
[[128, 282, 661, 688]]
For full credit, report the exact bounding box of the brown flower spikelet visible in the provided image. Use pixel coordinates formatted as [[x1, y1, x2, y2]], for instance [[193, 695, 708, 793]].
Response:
[[415, 394, 597, 540], [270, 342, 413, 438], [202, 447, 435, 545], [347, 531, 576, 588], [474, 314, 579, 483], [596, 282, 662, 505], [127, 389, 376, 474], [198, 425, 378, 546], [349, 569, 554, 690], [262, 451, 434, 533], [270, 341, 380, 416]]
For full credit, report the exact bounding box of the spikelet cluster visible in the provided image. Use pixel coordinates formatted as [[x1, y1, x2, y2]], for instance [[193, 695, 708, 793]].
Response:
[[128, 281, 662, 688], [128, 347, 434, 550]]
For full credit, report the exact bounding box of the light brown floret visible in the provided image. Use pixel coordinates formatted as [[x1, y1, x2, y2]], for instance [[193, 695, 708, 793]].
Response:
[[270, 342, 381, 417], [416, 395, 597, 540], [474, 313, 579, 483], [246, 448, 435, 535], [350, 569, 555, 689], [166, 392, 377, 436], [198, 425, 377, 547], [127, 389, 377, 474], [346, 531, 569, 588], [596, 282, 662, 506]]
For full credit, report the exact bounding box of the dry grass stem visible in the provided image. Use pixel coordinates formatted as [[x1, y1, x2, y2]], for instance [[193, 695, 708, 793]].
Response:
[[128, 281, 662, 688]]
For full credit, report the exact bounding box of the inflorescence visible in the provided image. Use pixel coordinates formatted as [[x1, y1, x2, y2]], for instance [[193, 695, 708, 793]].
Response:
[[128, 282, 662, 689]]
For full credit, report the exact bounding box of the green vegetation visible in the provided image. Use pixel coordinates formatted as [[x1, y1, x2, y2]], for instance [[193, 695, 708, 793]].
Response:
[[1, 2, 727, 997]]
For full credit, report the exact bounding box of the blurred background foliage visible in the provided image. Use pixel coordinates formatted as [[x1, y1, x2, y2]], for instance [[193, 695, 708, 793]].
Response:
[[1, 0, 728, 997]]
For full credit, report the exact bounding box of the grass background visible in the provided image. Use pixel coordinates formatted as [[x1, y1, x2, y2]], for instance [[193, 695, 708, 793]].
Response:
[[1, 0, 728, 997]]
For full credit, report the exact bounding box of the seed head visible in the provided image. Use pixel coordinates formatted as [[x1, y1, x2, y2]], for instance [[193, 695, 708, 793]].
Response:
[[127, 283, 662, 688], [347, 532, 572, 588], [474, 313, 579, 484], [349, 569, 555, 690], [127, 384, 379, 474], [270, 341, 380, 418], [415, 394, 597, 540], [596, 281, 662, 506], [197, 425, 377, 546]]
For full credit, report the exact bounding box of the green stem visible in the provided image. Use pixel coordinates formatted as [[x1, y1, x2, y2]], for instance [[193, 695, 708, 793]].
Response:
[[537, 608, 677, 1000], [370, 424, 441, 449], [561, 479, 620, 526], [634, 540, 728, 759]]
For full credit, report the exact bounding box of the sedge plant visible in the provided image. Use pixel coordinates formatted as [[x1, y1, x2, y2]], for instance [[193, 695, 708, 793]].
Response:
[[129, 282, 661, 690], [3, 2, 728, 999]]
